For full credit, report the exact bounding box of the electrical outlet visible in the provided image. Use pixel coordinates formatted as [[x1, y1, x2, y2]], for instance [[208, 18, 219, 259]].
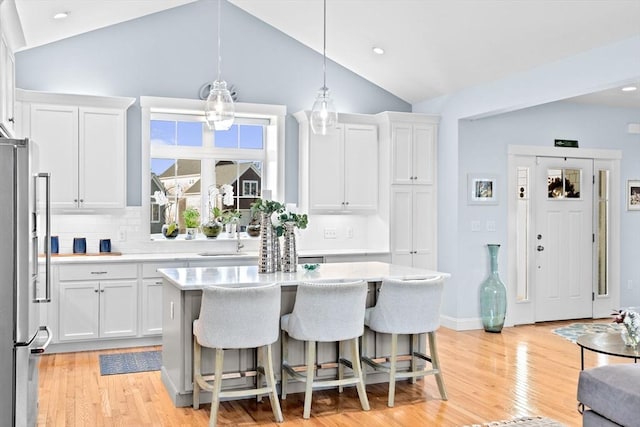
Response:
[[486, 220, 496, 232], [471, 220, 481, 232], [346, 227, 354, 238], [118, 229, 126, 241], [324, 228, 337, 239]]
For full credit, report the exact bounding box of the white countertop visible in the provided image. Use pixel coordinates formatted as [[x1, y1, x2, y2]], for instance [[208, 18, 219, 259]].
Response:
[[41, 249, 389, 264], [158, 261, 450, 291]]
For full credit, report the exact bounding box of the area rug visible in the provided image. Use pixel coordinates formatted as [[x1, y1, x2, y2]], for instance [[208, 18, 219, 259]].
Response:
[[552, 322, 621, 343], [463, 415, 566, 426], [99, 350, 162, 376]]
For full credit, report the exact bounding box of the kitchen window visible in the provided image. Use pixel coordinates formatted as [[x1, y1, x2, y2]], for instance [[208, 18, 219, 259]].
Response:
[[141, 96, 285, 240]]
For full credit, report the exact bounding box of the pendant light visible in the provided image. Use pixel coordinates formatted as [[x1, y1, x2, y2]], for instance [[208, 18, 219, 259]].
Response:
[[205, 0, 235, 131], [310, 0, 337, 135]]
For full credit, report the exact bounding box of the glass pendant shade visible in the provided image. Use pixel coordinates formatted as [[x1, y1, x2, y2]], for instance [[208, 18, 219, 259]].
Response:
[[310, 87, 337, 135], [205, 80, 235, 131]]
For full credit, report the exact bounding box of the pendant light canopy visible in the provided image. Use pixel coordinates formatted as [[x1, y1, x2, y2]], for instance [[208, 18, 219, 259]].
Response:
[[310, 0, 337, 135], [205, 0, 235, 131]]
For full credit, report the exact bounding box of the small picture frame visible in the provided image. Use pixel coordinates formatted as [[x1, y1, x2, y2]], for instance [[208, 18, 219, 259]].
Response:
[[628, 180, 640, 211], [468, 174, 498, 205]]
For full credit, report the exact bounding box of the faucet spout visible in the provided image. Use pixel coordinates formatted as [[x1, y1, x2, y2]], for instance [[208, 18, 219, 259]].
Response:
[[236, 226, 244, 252]]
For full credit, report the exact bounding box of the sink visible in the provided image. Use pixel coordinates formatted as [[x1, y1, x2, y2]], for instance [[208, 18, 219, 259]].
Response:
[[197, 252, 247, 257]]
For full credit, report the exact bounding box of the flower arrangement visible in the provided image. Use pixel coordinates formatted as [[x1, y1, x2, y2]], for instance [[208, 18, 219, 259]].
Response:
[[612, 308, 640, 348], [272, 210, 308, 236], [153, 189, 179, 237], [250, 198, 285, 216]]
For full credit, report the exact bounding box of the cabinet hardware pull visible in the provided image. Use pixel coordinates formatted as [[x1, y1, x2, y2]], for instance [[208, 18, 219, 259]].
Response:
[[100, 289, 105, 293], [8, 117, 14, 123], [94, 289, 99, 293], [90, 271, 108, 275], [155, 281, 162, 285]]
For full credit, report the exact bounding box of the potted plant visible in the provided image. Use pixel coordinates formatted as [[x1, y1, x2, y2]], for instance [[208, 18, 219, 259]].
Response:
[[201, 206, 222, 238], [154, 190, 178, 239], [221, 209, 242, 234], [183, 207, 200, 240]]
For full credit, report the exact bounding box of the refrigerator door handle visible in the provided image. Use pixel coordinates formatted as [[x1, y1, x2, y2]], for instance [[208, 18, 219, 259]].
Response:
[[30, 326, 52, 354], [34, 172, 51, 303]]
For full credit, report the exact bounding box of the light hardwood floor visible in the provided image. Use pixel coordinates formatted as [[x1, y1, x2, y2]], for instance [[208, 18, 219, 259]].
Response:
[[37, 319, 623, 426]]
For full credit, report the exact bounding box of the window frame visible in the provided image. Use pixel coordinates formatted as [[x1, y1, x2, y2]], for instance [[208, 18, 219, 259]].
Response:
[[141, 96, 286, 242]]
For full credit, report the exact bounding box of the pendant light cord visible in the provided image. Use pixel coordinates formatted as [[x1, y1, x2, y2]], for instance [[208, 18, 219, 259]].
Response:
[[322, 0, 327, 90], [217, 0, 222, 81]]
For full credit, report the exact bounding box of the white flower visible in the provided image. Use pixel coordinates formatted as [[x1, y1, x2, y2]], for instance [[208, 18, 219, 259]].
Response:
[[221, 184, 234, 206], [153, 191, 169, 206], [208, 186, 220, 199]]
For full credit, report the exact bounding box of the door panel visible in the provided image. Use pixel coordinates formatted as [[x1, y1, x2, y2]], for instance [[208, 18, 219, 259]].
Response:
[[535, 157, 593, 321]]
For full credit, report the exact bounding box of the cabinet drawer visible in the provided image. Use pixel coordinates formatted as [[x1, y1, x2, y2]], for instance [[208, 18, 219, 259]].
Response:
[[142, 262, 186, 278], [58, 263, 137, 281]]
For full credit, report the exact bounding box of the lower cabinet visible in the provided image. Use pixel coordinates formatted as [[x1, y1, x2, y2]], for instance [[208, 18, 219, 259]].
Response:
[[58, 262, 139, 342], [59, 280, 137, 341], [140, 262, 186, 336]]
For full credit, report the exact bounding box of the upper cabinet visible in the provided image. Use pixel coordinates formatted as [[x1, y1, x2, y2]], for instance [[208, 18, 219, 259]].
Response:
[[296, 111, 378, 214], [390, 120, 436, 185], [17, 90, 135, 210], [0, 0, 25, 137]]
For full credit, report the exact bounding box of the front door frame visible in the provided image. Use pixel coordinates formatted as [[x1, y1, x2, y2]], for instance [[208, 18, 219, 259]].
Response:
[[507, 145, 621, 325]]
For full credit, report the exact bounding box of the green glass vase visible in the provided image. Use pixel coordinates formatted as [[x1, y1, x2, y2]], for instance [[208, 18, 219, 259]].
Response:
[[480, 244, 507, 333]]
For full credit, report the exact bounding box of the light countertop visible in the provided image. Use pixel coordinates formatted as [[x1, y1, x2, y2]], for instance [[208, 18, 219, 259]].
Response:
[[158, 261, 450, 291]]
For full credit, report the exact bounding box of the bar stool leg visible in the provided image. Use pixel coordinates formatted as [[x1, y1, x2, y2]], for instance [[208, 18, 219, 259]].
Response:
[[281, 331, 289, 400], [209, 348, 225, 427], [388, 333, 398, 407], [303, 340, 316, 419], [360, 329, 369, 384], [256, 347, 263, 403], [410, 334, 419, 384], [264, 344, 284, 422], [350, 337, 370, 411], [338, 340, 344, 393], [428, 331, 448, 400], [193, 338, 202, 410]]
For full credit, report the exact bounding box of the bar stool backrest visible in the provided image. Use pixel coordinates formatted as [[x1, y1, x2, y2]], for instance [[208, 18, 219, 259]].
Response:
[[194, 283, 281, 349], [286, 280, 367, 342], [367, 276, 444, 335]]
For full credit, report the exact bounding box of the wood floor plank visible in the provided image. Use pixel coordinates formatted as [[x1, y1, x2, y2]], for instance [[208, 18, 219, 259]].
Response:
[[37, 320, 624, 426]]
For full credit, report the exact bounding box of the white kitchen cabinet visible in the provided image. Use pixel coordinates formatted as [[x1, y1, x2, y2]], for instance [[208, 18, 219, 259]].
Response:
[[140, 262, 186, 336], [391, 121, 436, 185], [0, 33, 15, 136], [296, 111, 378, 213], [57, 263, 138, 342], [391, 185, 436, 269], [17, 90, 135, 210]]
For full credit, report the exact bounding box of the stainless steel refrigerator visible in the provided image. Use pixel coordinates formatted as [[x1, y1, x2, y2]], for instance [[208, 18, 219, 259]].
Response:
[[0, 138, 52, 427]]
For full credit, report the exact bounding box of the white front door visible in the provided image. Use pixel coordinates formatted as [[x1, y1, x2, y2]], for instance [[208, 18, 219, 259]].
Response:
[[534, 157, 593, 321]]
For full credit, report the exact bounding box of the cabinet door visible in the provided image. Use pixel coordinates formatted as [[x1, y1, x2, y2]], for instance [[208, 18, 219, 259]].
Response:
[[344, 124, 378, 211], [59, 281, 99, 341], [79, 107, 126, 209], [412, 124, 435, 185], [0, 35, 15, 136], [412, 185, 436, 269], [141, 279, 163, 336], [30, 104, 79, 209], [308, 124, 344, 211], [100, 280, 137, 338], [391, 186, 414, 267], [391, 123, 413, 184]]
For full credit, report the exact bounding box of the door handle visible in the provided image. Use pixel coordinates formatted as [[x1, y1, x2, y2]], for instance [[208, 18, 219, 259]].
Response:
[[537, 245, 544, 252]]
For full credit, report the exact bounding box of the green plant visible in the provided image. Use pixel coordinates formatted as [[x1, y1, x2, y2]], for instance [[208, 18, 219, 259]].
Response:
[[250, 198, 285, 216], [277, 212, 308, 229], [183, 207, 200, 228], [220, 209, 242, 225]]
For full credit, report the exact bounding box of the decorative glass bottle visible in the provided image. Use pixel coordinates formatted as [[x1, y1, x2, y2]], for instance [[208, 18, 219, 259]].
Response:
[[282, 222, 297, 272], [258, 213, 277, 273], [480, 244, 507, 333]]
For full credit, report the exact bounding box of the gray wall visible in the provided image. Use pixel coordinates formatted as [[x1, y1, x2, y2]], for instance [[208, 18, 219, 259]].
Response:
[[15, 0, 409, 205], [458, 101, 640, 314]]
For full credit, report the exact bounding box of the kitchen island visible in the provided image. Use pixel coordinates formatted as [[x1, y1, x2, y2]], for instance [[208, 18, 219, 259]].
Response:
[[158, 261, 449, 407]]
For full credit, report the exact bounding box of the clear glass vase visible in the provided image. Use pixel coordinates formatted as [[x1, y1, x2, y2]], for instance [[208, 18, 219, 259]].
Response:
[[480, 244, 507, 333]]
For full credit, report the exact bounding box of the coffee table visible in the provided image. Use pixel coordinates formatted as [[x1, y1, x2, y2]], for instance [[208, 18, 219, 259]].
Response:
[[576, 332, 640, 370]]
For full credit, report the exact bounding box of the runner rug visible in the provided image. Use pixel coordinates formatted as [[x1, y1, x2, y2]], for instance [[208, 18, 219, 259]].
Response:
[[552, 322, 621, 343], [99, 350, 162, 375], [463, 415, 566, 426]]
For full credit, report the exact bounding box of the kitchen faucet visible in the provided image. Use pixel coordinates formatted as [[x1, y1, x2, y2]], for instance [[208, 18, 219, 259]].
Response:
[[236, 223, 244, 252]]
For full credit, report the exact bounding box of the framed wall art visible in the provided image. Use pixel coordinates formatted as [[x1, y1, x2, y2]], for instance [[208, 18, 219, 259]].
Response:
[[628, 180, 640, 211], [468, 174, 498, 205]]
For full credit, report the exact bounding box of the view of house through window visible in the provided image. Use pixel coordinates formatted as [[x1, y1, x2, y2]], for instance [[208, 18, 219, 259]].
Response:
[[149, 118, 266, 236]]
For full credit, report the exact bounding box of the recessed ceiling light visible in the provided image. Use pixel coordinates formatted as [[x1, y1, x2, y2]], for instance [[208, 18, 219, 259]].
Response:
[[53, 12, 69, 20], [621, 86, 637, 92], [372, 46, 385, 55]]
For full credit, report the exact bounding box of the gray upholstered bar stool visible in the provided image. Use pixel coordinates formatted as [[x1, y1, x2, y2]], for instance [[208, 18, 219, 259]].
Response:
[[360, 276, 447, 407], [193, 283, 283, 426], [280, 280, 370, 419]]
